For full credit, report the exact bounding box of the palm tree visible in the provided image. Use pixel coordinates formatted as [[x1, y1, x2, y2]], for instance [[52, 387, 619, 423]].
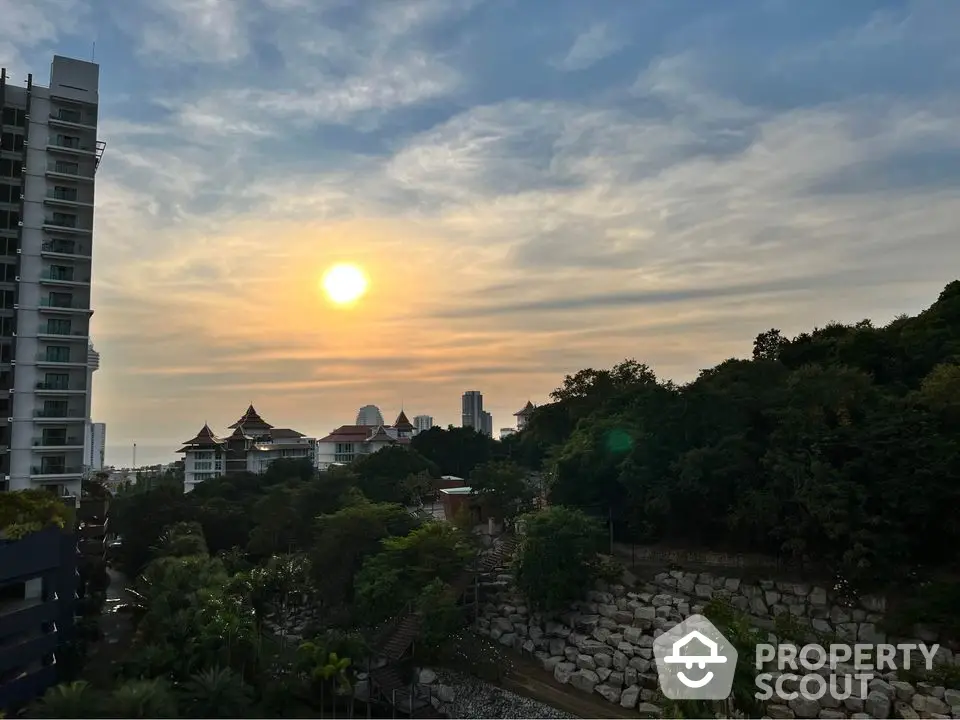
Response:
[[296, 642, 353, 718], [106, 678, 179, 718], [31, 681, 103, 718], [179, 666, 253, 718]]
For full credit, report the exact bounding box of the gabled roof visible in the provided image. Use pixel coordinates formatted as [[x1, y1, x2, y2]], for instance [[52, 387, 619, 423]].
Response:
[[514, 400, 536, 416], [228, 425, 252, 441], [318, 425, 375, 443], [367, 425, 396, 443], [181, 423, 223, 446], [269, 428, 305, 439], [228, 404, 274, 431], [393, 410, 414, 430]]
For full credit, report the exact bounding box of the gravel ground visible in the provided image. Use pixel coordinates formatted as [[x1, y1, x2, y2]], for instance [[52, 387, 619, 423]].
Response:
[[435, 669, 577, 719]]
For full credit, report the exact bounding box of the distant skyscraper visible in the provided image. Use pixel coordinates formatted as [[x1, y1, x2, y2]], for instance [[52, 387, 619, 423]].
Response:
[[480, 411, 493, 438], [86, 422, 105, 471], [355, 404, 384, 426], [413, 415, 433, 434], [461, 391, 483, 431]]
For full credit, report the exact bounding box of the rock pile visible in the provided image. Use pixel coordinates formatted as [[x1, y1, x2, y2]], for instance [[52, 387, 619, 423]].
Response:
[[477, 574, 960, 719]]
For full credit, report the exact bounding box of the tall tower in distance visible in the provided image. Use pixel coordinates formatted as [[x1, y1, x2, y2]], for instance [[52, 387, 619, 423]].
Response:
[[461, 390, 483, 432], [355, 404, 384, 427], [412, 415, 433, 434], [1, 56, 102, 497]]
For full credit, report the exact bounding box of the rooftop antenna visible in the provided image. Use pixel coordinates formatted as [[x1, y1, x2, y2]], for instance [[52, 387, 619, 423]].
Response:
[[91, 42, 95, 61]]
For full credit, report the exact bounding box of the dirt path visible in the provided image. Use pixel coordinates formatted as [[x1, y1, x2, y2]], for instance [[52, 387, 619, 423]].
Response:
[[500, 652, 638, 719]]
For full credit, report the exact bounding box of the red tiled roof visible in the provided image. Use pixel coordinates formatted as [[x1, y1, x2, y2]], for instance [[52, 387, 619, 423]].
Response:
[[393, 410, 414, 430], [318, 425, 373, 443]]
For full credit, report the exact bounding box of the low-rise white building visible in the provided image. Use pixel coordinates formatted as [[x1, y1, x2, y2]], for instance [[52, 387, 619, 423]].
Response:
[[315, 410, 415, 470], [177, 405, 315, 493]]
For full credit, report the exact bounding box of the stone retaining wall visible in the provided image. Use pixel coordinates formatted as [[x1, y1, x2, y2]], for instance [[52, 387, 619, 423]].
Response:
[[476, 573, 960, 719]]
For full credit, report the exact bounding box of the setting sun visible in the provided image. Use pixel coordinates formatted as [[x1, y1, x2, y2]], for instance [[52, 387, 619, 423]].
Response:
[[321, 263, 369, 306]]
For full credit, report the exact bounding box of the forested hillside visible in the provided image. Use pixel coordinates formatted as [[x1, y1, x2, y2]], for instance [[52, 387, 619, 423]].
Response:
[[503, 281, 960, 590]]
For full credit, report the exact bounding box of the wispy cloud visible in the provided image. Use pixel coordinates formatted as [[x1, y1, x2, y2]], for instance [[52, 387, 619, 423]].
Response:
[[554, 23, 626, 71], [6, 0, 958, 462]]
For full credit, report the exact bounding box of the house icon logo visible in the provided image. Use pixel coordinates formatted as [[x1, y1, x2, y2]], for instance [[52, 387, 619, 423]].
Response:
[[653, 614, 738, 700]]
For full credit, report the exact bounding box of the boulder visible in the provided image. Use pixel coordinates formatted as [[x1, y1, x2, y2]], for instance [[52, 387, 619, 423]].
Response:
[[570, 669, 599, 693], [620, 684, 640, 709], [554, 662, 576, 684], [595, 684, 621, 703]]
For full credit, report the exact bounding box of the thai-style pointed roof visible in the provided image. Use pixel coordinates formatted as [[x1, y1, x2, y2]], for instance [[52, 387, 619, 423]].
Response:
[[393, 410, 414, 430], [228, 425, 252, 441], [514, 400, 536, 416], [180, 423, 223, 447], [228, 404, 273, 431], [367, 425, 396, 443]]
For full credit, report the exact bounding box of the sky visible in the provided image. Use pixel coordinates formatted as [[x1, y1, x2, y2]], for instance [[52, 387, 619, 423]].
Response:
[[3, 0, 959, 467]]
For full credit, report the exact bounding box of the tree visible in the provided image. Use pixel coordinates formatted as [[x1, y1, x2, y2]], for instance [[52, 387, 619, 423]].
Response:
[[31, 681, 104, 718], [105, 679, 179, 718], [514, 506, 603, 611], [296, 644, 353, 718], [469, 460, 534, 521], [351, 445, 438, 504], [410, 426, 502, 477], [354, 522, 474, 623], [178, 666, 253, 718], [309, 500, 417, 613]]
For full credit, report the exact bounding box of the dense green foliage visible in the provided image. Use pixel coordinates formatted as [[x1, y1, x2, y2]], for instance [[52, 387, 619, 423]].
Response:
[[0, 489, 70, 538], [513, 506, 604, 611], [503, 282, 960, 590]]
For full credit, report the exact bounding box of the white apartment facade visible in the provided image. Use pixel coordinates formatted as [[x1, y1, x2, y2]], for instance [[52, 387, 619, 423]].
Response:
[[1, 56, 103, 497]]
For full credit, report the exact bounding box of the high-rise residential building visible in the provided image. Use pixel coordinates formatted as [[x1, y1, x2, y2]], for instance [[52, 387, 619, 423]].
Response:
[[480, 410, 492, 438], [355, 404, 385, 427], [86, 421, 105, 471], [461, 390, 483, 431], [1, 56, 103, 497], [412, 414, 433, 434]]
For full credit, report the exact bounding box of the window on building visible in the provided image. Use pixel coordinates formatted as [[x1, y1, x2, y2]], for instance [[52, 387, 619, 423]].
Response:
[[0, 108, 14, 126], [45, 346, 71, 362], [54, 186, 77, 201], [56, 135, 80, 149], [51, 213, 76, 228], [57, 109, 82, 123], [48, 292, 73, 307], [44, 373, 70, 390], [0, 290, 13, 309], [42, 400, 69, 418], [48, 265, 73, 281], [0, 343, 10, 362], [0, 317, 12, 336], [46, 319, 71, 335], [54, 161, 79, 175], [0, 263, 15, 282]]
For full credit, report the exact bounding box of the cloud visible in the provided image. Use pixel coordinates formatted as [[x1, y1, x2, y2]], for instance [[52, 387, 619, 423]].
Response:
[[554, 23, 626, 71], [5, 0, 958, 461]]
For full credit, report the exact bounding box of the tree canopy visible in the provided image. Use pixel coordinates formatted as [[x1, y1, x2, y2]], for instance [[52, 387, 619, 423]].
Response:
[[507, 281, 960, 590]]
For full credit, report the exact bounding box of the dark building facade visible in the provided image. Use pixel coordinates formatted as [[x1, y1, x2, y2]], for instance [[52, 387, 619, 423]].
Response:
[[0, 521, 77, 711]]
